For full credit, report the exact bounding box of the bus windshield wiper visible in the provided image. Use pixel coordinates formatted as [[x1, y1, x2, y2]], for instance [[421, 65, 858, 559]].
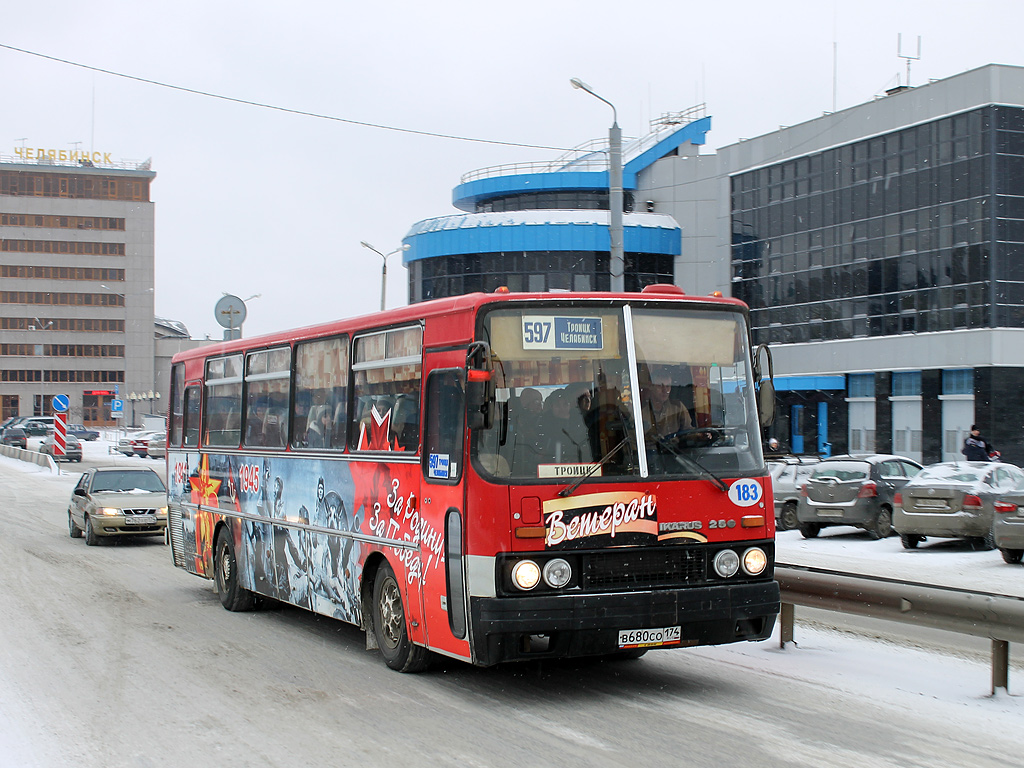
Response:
[[650, 433, 729, 492], [557, 437, 630, 498]]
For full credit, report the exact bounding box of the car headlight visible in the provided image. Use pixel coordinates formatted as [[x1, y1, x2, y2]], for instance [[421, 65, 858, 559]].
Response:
[[98, 507, 121, 516], [511, 560, 542, 591], [542, 558, 572, 589], [742, 547, 768, 576], [713, 549, 740, 578], [158, 506, 168, 516]]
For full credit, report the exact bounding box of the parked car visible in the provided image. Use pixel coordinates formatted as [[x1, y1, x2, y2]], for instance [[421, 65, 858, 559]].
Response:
[[1, 426, 28, 449], [893, 461, 1024, 551], [0, 416, 26, 431], [67, 423, 100, 441], [21, 416, 55, 436], [68, 467, 168, 545], [116, 430, 162, 457], [797, 454, 923, 539], [132, 430, 164, 458], [768, 456, 820, 531], [145, 434, 166, 459], [39, 433, 83, 462], [992, 490, 1024, 564]]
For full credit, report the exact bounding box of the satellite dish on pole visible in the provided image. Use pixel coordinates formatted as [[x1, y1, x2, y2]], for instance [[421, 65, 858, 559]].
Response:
[[215, 294, 247, 340]]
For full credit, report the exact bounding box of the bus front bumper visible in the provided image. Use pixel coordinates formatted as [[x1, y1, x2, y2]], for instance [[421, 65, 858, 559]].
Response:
[[468, 579, 780, 666]]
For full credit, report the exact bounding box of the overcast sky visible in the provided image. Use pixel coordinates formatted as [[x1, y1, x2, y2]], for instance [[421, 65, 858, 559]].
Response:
[[5, 0, 1024, 339]]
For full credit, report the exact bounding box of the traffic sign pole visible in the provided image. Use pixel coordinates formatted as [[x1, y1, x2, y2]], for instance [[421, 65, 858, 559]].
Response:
[[54, 411, 67, 458], [52, 394, 69, 459]]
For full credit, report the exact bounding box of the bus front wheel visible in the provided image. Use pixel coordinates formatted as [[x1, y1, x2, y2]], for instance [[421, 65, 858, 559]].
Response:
[[372, 561, 430, 673]]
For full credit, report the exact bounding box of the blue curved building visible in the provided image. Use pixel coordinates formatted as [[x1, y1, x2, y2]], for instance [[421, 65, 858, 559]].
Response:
[[403, 108, 712, 302]]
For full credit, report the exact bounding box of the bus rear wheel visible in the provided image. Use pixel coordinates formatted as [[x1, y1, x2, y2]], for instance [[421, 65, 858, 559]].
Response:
[[215, 530, 256, 612], [372, 561, 430, 673]]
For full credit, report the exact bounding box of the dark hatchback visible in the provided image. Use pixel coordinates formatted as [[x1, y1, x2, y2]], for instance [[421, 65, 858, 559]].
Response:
[[1, 426, 28, 449], [797, 454, 923, 539]]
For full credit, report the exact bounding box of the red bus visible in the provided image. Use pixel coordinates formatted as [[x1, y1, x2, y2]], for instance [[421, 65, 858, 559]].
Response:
[[166, 286, 779, 671]]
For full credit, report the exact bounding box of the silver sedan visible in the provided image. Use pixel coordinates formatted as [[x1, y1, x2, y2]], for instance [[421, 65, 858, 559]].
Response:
[[894, 462, 1024, 550]]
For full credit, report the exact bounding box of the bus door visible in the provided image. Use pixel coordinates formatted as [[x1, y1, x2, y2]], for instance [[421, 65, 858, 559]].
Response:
[[419, 363, 471, 659]]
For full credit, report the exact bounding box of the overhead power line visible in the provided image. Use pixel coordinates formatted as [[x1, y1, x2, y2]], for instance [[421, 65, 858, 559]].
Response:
[[0, 42, 573, 152]]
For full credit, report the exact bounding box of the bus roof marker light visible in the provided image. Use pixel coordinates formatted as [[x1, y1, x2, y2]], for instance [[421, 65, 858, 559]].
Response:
[[640, 284, 686, 295]]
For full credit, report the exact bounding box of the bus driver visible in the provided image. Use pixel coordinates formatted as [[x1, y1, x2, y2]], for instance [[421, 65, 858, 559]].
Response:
[[639, 366, 692, 440]]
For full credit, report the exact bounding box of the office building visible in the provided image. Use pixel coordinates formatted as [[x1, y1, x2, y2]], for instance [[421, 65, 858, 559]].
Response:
[[0, 149, 156, 425]]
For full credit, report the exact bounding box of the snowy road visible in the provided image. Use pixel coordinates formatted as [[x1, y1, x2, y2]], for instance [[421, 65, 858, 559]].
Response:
[[1, 454, 1021, 767]]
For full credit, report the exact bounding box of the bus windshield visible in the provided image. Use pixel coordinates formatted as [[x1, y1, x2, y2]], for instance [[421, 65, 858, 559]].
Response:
[[474, 303, 763, 482]]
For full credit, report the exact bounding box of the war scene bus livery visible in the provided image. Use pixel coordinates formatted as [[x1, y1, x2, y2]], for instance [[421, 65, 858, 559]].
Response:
[[166, 286, 780, 671]]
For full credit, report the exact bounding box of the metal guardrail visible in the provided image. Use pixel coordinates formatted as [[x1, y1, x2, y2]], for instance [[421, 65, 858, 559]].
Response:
[[776, 563, 1024, 694]]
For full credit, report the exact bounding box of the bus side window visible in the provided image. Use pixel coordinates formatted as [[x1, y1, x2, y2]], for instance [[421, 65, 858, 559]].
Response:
[[204, 355, 243, 447], [183, 385, 200, 447], [423, 369, 464, 483], [351, 326, 422, 452], [169, 363, 185, 446], [292, 336, 348, 450]]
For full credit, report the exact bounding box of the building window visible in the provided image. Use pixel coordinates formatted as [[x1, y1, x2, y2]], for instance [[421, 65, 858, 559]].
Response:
[[942, 368, 973, 395], [848, 373, 875, 398], [892, 371, 922, 397]]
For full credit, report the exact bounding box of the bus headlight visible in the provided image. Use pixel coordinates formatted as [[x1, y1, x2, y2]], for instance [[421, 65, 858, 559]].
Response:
[[742, 547, 768, 576], [542, 558, 572, 589], [511, 560, 542, 591], [713, 549, 740, 578]]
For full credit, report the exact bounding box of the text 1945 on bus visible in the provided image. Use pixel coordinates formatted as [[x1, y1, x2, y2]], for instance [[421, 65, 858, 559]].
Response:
[[165, 284, 780, 672]]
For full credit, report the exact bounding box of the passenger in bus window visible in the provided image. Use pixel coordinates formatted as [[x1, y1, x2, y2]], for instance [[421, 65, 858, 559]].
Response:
[[639, 366, 693, 440], [306, 405, 333, 448]]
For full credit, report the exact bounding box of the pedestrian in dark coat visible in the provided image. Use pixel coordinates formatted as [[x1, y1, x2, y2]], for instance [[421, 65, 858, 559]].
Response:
[[961, 425, 994, 461]]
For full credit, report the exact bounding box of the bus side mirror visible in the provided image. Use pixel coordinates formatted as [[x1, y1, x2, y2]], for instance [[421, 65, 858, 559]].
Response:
[[753, 343, 775, 427], [466, 342, 495, 430], [757, 379, 776, 427]]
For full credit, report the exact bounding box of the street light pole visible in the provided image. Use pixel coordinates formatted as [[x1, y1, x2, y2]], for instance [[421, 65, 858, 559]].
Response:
[[571, 77, 625, 292], [361, 241, 411, 311]]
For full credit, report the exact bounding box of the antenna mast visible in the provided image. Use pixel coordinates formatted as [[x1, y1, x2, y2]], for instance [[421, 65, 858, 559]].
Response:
[[897, 33, 922, 87]]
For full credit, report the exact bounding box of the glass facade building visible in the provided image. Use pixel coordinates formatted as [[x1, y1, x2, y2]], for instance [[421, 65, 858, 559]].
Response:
[[731, 106, 1024, 345], [411, 248, 676, 302]]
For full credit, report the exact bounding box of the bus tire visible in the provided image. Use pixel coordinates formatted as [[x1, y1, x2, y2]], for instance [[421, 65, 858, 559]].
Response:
[[215, 530, 256, 612], [372, 561, 430, 673]]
